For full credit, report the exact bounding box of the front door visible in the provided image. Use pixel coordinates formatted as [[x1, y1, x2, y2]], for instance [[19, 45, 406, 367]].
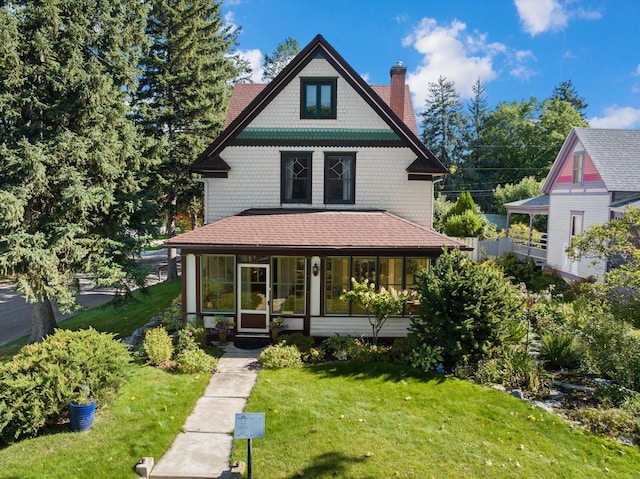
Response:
[[237, 264, 270, 333]]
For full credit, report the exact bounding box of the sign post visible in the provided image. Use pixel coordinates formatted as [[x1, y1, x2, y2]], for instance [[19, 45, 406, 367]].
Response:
[[234, 413, 265, 479]]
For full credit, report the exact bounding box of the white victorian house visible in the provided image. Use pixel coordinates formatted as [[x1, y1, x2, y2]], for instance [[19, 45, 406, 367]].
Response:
[[165, 34, 467, 341]]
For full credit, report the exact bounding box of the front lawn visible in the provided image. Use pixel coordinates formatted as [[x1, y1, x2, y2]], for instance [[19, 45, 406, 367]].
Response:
[[234, 361, 640, 478], [0, 365, 210, 479]]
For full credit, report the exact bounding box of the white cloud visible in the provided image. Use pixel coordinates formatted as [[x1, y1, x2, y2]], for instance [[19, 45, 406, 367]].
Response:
[[589, 106, 640, 129], [403, 18, 533, 109], [514, 0, 568, 35], [236, 48, 264, 83], [634, 64, 640, 76]]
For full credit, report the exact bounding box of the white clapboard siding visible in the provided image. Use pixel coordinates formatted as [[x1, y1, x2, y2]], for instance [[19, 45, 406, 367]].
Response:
[[310, 316, 411, 338]]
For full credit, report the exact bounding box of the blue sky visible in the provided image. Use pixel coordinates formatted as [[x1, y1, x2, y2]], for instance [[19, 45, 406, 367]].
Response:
[[223, 0, 640, 129]]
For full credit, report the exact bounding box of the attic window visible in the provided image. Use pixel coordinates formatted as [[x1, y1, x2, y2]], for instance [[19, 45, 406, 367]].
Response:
[[301, 78, 337, 119], [572, 153, 584, 184]]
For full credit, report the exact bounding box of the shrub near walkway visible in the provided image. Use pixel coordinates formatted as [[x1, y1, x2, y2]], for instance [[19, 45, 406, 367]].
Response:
[[233, 361, 640, 479]]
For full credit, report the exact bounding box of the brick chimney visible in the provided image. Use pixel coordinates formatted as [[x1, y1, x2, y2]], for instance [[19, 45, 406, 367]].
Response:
[[390, 61, 407, 119]]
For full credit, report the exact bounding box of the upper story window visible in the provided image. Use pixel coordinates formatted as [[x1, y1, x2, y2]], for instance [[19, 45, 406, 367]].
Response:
[[572, 153, 584, 184], [281, 152, 312, 203], [301, 78, 337, 119], [324, 153, 355, 204]]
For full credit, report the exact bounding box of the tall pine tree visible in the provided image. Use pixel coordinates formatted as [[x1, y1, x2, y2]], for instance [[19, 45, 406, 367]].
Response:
[[136, 0, 239, 280], [420, 76, 466, 195], [0, 0, 151, 342]]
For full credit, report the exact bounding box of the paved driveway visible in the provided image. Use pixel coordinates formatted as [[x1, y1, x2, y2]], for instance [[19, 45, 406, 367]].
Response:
[[0, 250, 171, 346]]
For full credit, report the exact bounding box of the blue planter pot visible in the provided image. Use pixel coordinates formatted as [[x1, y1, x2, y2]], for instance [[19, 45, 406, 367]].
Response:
[[69, 400, 96, 432]]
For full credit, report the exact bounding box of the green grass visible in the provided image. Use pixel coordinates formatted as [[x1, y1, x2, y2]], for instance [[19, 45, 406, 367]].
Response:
[[233, 361, 640, 479], [0, 280, 181, 360], [0, 365, 211, 479]]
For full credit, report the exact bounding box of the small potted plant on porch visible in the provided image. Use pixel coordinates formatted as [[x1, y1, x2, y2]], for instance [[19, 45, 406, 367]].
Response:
[[270, 319, 286, 342], [69, 384, 96, 432], [215, 316, 230, 345]]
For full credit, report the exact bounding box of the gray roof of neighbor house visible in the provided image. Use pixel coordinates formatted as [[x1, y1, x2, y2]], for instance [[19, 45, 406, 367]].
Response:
[[543, 127, 640, 193]]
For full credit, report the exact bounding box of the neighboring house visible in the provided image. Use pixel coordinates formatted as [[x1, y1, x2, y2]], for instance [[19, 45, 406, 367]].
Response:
[[165, 34, 466, 340], [505, 127, 640, 280]]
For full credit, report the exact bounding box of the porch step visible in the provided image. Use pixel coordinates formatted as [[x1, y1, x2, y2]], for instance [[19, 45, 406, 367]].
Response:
[[234, 333, 271, 349]]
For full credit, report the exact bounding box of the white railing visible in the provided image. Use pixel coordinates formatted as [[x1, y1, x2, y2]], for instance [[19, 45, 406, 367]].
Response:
[[508, 228, 547, 262]]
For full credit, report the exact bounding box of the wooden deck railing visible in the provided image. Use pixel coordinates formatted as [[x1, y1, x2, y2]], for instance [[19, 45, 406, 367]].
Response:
[[508, 228, 548, 262]]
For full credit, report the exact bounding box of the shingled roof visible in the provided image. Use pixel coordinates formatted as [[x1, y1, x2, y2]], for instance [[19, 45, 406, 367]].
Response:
[[543, 127, 640, 193], [165, 209, 468, 253]]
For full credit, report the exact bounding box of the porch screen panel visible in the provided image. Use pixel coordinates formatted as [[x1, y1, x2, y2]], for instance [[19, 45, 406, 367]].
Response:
[[405, 258, 429, 290], [405, 258, 429, 313], [326, 257, 349, 314], [351, 257, 376, 314], [379, 257, 403, 292], [202, 255, 235, 312], [272, 257, 305, 314]]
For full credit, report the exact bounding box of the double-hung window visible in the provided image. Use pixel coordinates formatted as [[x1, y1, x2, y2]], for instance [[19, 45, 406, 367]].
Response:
[[281, 152, 312, 203], [301, 78, 336, 119], [324, 153, 355, 204], [572, 154, 584, 184]]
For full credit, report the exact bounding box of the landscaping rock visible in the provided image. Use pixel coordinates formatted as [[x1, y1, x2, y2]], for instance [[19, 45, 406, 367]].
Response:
[[511, 389, 524, 400]]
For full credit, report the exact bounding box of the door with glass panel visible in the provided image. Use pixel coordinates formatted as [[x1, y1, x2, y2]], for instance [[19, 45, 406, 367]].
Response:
[[237, 264, 270, 333]]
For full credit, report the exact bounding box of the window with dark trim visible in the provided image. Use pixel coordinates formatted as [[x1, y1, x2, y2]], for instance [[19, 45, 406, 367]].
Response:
[[324, 256, 431, 316], [324, 153, 355, 204], [201, 255, 236, 312], [281, 152, 312, 203], [301, 78, 337, 119]]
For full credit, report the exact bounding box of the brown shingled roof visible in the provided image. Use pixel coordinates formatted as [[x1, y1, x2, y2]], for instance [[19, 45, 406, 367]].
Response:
[[165, 209, 468, 253]]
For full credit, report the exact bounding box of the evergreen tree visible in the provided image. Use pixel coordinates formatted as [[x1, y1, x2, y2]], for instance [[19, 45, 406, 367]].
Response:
[[552, 80, 588, 120], [420, 76, 466, 195], [262, 37, 299, 82], [135, 0, 239, 280], [463, 78, 492, 210], [0, 1, 151, 342]]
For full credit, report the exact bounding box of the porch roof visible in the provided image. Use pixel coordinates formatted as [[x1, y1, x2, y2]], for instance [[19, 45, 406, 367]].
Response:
[[503, 195, 549, 215], [165, 209, 469, 253]]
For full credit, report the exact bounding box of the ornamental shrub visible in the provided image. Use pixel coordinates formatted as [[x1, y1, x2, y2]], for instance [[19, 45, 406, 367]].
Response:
[[143, 327, 174, 367], [276, 333, 314, 352], [475, 351, 550, 397], [540, 330, 584, 370], [175, 349, 218, 374], [258, 343, 302, 369], [321, 334, 366, 361], [443, 209, 482, 237], [0, 328, 130, 443], [410, 248, 525, 366]]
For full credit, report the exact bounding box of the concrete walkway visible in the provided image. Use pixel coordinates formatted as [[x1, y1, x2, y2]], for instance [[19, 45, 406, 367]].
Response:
[[150, 344, 263, 479]]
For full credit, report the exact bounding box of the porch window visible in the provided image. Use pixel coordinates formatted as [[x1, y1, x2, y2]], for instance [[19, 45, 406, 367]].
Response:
[[325, 257, 349, 314], [324, 256, 430, 316], [324, 153, 355, 204], [379, 257, 404, 292], [301, 78, 337, 119], [572, 154, 584, 184], [281, 152, 312, 203], [272, 256, 306, 314], [405, 258, 430, 291], [201, 255, 235, 312]]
